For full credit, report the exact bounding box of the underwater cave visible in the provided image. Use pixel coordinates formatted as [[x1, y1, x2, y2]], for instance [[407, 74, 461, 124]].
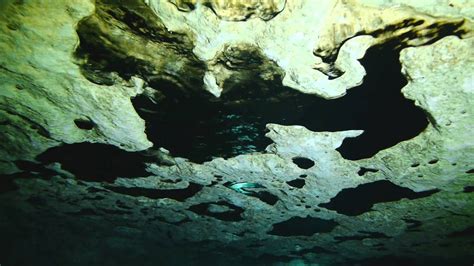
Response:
[[1, 1, 472, 266], [132, 43, 429, 162]]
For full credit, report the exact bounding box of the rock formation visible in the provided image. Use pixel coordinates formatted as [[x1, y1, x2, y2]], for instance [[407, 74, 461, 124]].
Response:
[[0, 0, 473, 265]]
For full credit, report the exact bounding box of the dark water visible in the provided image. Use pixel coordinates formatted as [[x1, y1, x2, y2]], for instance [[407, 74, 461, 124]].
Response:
[[132, 44, 428, 163]]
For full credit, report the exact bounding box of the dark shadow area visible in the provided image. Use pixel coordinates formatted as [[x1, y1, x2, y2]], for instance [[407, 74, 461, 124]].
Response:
[[268, 216, 338, 236], [251, 191, 279, 205], [463, 186, 474, 193], [358, 167, 379, 176], [132, 44, 429, 162], [403, 218, 423, 231], [106, 183, 202, 202], [0, 168, 52, 194], [334, 43, 429, 159], [188, 201, 244, 221], [14, 160, 58, 178], [74, 118, 95, 130], [292, 157, 315, 169], [448, 226, 474, 238], [319, 180, 439, 216], [116, 200, 132, 209], [287, 178, 306, 188], [0, 173, 19, 193], [36, 143, 153, 182]]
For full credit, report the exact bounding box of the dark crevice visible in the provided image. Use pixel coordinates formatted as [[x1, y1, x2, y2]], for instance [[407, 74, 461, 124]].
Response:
[[403, 218, 423, 231], [132, 43, 429, 162], [36, 143, 153, 182], [83, 195, 105, 201], [286, 178, 305, 188], [319, 180, 439, 216], [292, 157, 315, 169], [358, 167, 379, 176], [268, 216, 338, 236], [87, 187, 109, 193], [189, 201, 244, 221], [335, 43, 428, 159], [115, 200, 132, 209], [106, 183, 202, 202], [14, 160, 57, 178], [251, 191, 279, 205], [74, 118, 95, 130], [4, 110, 51, 139], [463, 186, 474, 193]]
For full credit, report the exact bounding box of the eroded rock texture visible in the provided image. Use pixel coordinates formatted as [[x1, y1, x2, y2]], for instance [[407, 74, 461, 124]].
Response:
[[0, 0, 473, 265]]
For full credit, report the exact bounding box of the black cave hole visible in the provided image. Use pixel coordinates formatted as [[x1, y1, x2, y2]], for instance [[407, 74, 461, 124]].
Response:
[[130, 44, 428, 162], [319, 180, 439, 216], [358, 167, 379, 176], [36, 143, 153, 182], [253, 191, 279, 205], [74, 118, 96, 130], [292, 157, 315, 169], [463, 186, 474, 193], [287, 178, 306, 188], [268, 216, 338, 236]]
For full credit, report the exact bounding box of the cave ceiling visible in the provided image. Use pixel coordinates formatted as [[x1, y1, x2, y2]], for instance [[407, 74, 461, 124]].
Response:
[[0, 0, 473, 265]]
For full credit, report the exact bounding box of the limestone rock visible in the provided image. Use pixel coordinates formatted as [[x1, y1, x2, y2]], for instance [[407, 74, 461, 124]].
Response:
[[0, 0, 473, 265], [166, 0, 287, 21]]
